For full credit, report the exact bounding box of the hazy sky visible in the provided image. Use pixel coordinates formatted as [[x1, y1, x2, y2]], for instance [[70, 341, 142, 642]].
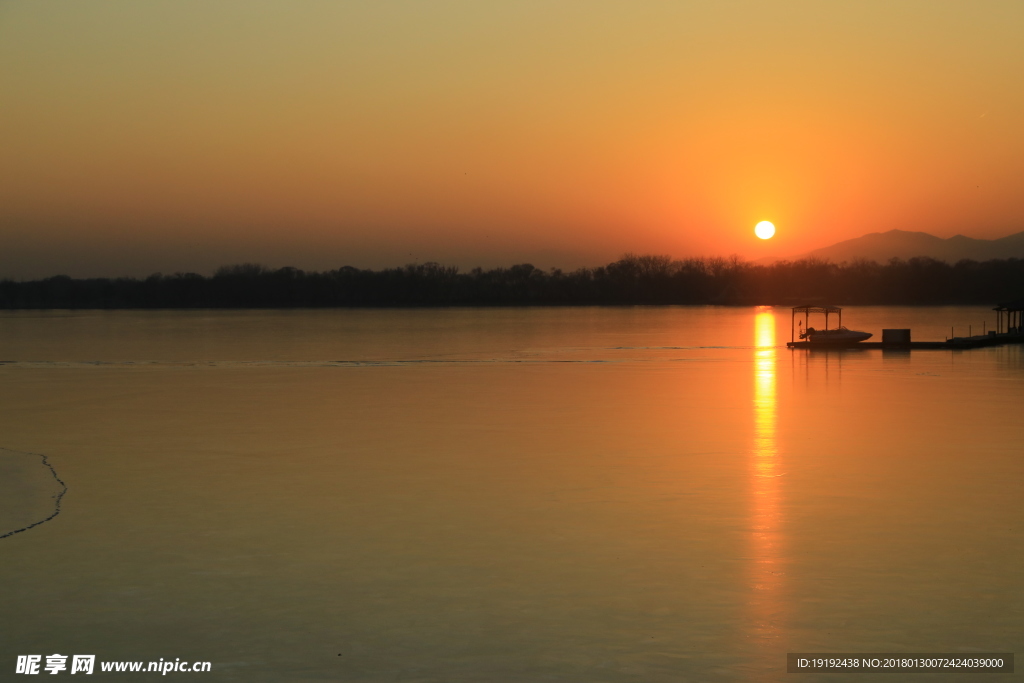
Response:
[[2, 1, 1022, 278]]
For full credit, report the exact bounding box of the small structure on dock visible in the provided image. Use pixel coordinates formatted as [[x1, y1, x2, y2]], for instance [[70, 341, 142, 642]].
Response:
[[881, 329, 912, 346], [993, 299, 1024, 334]]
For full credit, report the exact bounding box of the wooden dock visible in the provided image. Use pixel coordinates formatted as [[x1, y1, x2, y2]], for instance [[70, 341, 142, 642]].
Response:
[[787, 333, 1024, 350]]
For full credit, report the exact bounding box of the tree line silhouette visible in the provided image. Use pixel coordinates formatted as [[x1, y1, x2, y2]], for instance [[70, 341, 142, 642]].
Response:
[[1, 254, 1023, 308]]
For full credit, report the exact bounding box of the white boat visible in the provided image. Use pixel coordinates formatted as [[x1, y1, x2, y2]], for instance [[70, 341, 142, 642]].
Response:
[[789, 305, 872, 346], [800, 326, 872, 345]]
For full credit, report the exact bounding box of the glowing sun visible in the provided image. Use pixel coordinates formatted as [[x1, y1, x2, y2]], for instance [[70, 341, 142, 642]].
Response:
[[754, 221, 776, 239]]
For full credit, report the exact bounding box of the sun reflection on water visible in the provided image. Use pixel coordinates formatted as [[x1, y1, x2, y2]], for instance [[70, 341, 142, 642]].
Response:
[[750, 308, 783, 642]]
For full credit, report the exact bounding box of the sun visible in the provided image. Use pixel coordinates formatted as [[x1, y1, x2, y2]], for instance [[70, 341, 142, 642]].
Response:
[[754, 221, 775, 240]]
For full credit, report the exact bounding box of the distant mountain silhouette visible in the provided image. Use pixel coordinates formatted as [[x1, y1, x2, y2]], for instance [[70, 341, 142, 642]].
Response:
[[800, 229, 1024, 263]]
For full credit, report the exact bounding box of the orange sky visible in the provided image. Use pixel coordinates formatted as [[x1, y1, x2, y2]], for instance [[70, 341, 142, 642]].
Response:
[[1, 1, 1022, 278]]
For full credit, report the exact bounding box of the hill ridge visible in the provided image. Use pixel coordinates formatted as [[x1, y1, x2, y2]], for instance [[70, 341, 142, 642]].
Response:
[[798, 228, 1024, 263]]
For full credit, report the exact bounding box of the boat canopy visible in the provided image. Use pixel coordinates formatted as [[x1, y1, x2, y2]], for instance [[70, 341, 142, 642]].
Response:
[[791, 305, 841, 314], [790, 305, 843, 343]]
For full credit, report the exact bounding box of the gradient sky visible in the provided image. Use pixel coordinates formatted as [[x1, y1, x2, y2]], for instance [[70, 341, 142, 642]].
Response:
[[2, 1, 1022, 278]]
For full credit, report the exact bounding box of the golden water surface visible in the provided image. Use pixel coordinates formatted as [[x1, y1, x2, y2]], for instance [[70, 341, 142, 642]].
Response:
[[0, 307, 1020, 681]]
